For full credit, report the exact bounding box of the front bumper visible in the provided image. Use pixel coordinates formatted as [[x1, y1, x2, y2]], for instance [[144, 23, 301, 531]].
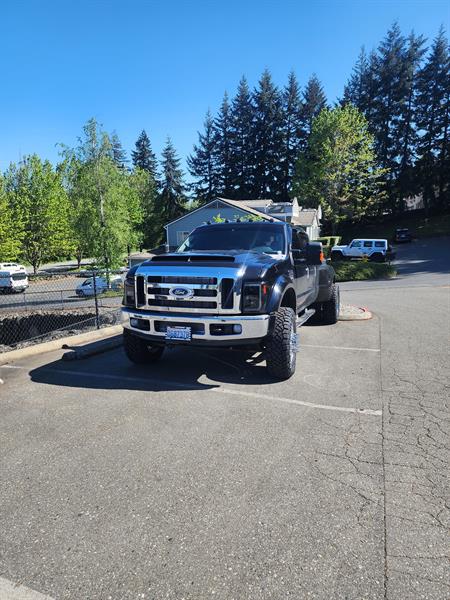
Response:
[[121, 307, 270, 345]]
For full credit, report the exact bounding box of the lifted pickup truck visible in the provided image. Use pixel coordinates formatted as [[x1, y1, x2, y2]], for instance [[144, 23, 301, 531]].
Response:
[[122, 221, 339, 380]]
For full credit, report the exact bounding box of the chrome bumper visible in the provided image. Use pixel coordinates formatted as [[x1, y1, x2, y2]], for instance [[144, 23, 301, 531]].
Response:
[[121, 307, 270, 341]]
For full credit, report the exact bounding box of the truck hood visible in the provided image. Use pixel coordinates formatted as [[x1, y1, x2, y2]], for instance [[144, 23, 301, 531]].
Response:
[[136, 251, 285, 280]]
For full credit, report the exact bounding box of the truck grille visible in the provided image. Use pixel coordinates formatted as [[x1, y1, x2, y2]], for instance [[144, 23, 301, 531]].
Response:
[[135, 269, 239, 314]]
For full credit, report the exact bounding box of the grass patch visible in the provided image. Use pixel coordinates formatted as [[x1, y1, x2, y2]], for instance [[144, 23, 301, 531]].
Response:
[[332, 260, 397, 282]]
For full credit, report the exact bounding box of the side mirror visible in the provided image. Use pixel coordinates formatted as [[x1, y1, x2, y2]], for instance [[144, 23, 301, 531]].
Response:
[[293, 243, 322, 265]]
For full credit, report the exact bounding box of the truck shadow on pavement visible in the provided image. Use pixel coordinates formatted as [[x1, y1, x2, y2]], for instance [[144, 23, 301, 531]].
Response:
[[29, 346, 276, 393]]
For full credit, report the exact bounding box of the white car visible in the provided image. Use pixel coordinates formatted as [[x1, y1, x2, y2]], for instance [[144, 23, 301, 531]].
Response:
[[0, 262, 29, 293], [331, 239, 394, 262], [76, 275, 123, 297]]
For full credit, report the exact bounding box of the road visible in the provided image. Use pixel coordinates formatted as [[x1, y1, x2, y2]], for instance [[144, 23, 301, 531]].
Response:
[[0, 238, 449, 599]]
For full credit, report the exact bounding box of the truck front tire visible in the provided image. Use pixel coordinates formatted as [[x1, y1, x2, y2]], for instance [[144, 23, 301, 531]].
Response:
[[266, 307, 297, 380], [123, 329, 164, 364]]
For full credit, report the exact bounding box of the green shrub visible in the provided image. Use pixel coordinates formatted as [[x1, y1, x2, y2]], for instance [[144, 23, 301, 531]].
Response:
[[332, 261, 397, 282]]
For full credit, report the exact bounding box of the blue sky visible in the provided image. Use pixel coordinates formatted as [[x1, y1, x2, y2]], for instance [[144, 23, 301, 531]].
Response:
[[1, 0, 448, 174]]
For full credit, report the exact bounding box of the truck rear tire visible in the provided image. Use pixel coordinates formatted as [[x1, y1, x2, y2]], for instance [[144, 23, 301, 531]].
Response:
[[266, 307, 297, 380], [320, 284, 340, 325], [123, 329, 164, 364], [370, 253, 384, 262]]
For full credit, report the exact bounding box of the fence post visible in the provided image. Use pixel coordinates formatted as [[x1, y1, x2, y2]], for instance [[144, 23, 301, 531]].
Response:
[[93, 271, 100, 329]]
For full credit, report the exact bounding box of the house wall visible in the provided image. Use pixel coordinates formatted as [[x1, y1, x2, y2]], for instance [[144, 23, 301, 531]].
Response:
[[166, 203, 252, 250]]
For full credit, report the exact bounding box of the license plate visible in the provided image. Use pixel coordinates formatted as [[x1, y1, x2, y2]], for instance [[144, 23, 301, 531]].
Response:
[[165, 326, 192, 341]]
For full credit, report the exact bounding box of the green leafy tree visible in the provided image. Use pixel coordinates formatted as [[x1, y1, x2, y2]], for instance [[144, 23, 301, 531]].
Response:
[[132, 130, 158, 179], [187, 110, 220, 204], [293, 106, 386, 231], [0, 175, 21, 260], [5, 155, 72, 273], [157, 137, 187, 227], [62, 119, 142, 270]]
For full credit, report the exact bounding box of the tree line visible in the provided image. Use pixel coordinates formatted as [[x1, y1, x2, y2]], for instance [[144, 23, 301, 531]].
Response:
[[0, 23, 448, 270], [0, 120, 182, 271]]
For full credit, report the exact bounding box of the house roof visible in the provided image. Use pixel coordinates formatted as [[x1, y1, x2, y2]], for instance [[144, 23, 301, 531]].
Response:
[[165, 198, 281, 228], [228, 198, 273, 208], [292, 209, 319, 227]]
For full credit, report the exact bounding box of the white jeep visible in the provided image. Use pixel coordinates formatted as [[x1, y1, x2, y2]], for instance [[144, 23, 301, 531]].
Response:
[[331, 239, 393, 262]]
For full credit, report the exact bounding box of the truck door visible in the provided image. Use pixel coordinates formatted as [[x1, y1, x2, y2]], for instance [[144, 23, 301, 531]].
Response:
[[292, 228, 313, 310]]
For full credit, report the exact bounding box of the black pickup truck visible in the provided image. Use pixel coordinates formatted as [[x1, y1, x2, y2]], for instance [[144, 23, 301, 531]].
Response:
[[122, 221, 339, 380]]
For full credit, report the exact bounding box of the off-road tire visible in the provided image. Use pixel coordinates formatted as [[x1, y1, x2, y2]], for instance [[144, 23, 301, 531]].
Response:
[[370, 252, 385, 263], [266, 307, 297, 380], [123, 329, 164, 364], [320, 284, 340, 325], [331, 250, 344, 261]]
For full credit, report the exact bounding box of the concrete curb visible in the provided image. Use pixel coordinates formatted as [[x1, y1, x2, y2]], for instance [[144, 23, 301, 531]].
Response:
[[62, 335, 123, 361], [0, 325, 122, 366], [338, 305, 373, 321]]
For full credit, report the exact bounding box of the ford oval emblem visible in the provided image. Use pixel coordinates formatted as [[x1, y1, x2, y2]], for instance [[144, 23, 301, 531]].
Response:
[[169, 286, 194, 300]]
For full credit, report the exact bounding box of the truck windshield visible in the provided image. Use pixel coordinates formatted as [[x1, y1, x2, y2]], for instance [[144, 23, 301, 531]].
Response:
[[177, 224, 286, 254]]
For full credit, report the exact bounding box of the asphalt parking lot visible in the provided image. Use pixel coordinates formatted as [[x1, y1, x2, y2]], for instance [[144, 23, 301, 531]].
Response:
[[0, 238, 449, 600]]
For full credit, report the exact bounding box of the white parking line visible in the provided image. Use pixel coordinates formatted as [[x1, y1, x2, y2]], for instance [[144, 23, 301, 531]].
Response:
[[0, 576, 55, 599], [301, 344, 380, 352], [40, 368, 382, 417], [0, 364, 26, 369]]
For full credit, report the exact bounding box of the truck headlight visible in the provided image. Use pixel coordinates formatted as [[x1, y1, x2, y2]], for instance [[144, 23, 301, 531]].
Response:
[[242, 283, 270, 312], [123, 279, 135, 307]]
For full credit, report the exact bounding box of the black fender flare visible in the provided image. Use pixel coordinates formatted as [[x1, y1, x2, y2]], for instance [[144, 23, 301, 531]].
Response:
[[266, 275, 297, 314]]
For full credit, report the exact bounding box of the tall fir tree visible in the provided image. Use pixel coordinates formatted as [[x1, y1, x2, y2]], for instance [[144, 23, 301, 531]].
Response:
[[281, 71, 303, 200], [301, 74, 327, 141], [252, 69, 284, 199], [215, 92, 233, 197], [158, 137, 187, 224], [371, 23, 409, 210], [415, 27, 450, 210], [187, 110, 220, 204], [397, 32, 427, 205], [111, 131, 127, 169], [229, 76, 255, 198], [132, 130, 158, 179]]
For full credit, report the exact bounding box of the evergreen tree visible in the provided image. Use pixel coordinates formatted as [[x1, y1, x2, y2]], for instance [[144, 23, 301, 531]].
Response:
[[281, 71, 303, 199], [187, 109, 220, 204], [215, 92, 233, 197], [342, 47, 373, 112], [229, 76, 255, 198], [132, 130, 158, 179], [111, 131, 127, 169], [371, 23, 409, 209], [158, 137, 187, 224], [301, 74, 327, 141], [397, 32, 427, 205], [252, 69, 284, 199], [416, 27, 450, 210]]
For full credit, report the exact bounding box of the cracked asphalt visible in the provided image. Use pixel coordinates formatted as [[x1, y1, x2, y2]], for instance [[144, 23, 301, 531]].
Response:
[[0, 237, 449, 600]]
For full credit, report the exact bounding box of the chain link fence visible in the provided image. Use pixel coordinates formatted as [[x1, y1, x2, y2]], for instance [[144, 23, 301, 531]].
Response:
[[0, 269, 126, 352]]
